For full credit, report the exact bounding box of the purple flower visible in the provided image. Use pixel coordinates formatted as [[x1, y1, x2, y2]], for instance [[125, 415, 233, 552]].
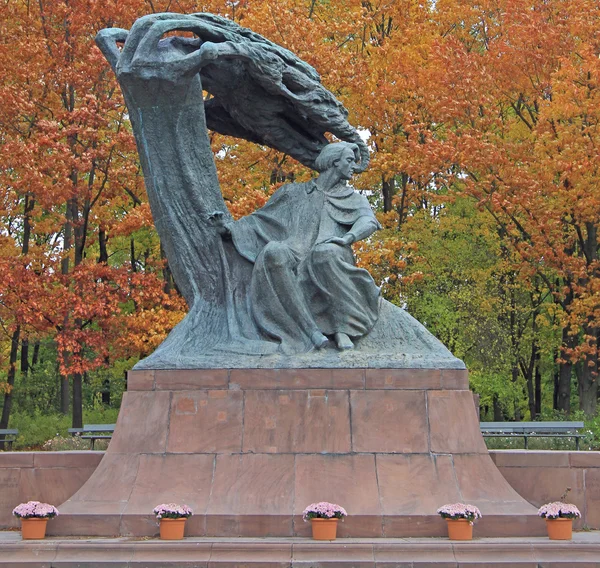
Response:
[[12, 501, 59, 519], [437, 503, 482, 525], [302, 502, 347, 522], [538, 502, 581, 520], [152, 503, 193, 519]]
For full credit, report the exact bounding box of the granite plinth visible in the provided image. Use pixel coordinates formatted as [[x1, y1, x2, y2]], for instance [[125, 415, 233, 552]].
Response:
[[51, 368, 544, 538]]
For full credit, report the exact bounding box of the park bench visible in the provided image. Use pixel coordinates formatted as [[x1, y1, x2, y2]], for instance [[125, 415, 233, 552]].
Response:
[[480, 421, 585, 450], [0, 429, 18, 450], [68, 423, 115, 450]]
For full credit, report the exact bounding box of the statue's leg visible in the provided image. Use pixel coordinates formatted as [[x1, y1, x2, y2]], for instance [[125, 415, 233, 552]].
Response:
[[334, 332, 355, 351], [304, 243, 380, 338], [251, 242, 328, 353]]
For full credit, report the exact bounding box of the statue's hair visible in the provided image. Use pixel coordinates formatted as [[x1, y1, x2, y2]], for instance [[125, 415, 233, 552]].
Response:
[[314, 142, 360, 173]]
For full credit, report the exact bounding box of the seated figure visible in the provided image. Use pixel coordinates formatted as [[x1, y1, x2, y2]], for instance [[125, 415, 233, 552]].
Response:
[[213, 142, 381, 353]]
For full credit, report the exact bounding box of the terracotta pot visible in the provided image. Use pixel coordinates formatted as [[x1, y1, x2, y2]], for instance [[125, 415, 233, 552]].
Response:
[[446, 518, 473, 540], [546, 518, 573, 540], [20, 518, 48, 540], [310, 518, 338, 540], [159, 518, 187, 540]]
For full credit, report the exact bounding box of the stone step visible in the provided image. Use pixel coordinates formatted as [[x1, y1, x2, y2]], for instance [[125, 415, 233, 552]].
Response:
[[1, 534, 599, 566], [47, 511, 547, 539]]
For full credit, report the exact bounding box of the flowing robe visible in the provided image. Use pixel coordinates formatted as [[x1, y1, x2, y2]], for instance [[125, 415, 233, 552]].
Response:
[[228, 180, 381, 353]]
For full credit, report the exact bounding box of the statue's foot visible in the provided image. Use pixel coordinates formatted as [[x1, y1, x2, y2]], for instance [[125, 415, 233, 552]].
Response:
[[311, 331, 329, 349], [334, 332, 354, 350]]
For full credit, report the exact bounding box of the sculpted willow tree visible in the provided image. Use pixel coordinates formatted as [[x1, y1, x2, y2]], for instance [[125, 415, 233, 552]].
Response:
[[96, 12, 461, 369]]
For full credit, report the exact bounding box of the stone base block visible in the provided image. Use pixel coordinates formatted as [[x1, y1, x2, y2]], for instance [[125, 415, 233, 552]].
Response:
[[51, 369, 543, 538]]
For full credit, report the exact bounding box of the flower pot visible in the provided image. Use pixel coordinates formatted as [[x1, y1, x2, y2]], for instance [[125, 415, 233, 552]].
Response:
[[159, 518, 186, 540], [311, 518, 338, 540], [20, 518, 48, 540], [446, 519, 473, 540], [546, 518, 573, 540]]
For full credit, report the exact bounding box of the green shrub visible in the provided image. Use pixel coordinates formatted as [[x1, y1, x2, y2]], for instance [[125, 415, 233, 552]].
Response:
[[7, 407, 120, 450], [484, 436, 582, 451], [83, 407, 120, 426], [42, 434, 109, 451], [42, 434, 88, 451], [9, 410, 71, 450]]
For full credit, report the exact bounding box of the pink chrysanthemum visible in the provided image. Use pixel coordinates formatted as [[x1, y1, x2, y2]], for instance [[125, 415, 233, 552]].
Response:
[[152, 503, 193, 519], [12, 501, 59, 519], [436, 503, 482, 525], [538, 502, 581, 520], [302, 502, 347, 522]]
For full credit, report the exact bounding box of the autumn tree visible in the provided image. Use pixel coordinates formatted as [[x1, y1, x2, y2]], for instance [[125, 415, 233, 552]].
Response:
[[0, 0, 188, 431], [420, 0, 600, 415]]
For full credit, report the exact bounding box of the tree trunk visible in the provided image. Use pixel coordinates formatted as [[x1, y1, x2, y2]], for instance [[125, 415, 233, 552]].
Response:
[[557, 360, 573, 415], [522, 343, 537, 421], [493, 394, 503, 421], [130, 237, 137, 272], [60, 376, 70, 415], [508, 286, 522, 421], [511, 364, 522, 421], [101, 355, 111, 406], [60, 199, 73, 414], [557, 327, 576, 415], [32, 341, 40, 367], [102, 378, 111, 405], [0, 327, 20, 449], [553, 349, 560, 410], [98, 228, 109, 263], [578, 328, 598, 417], [71, 183, 88, 426], [397, 173, 408, 229], [72, 372, 83, 428], [22, 195, 34, 255], [0, 195, 36, 445], [577, 223, 599, 416], [382, 174, 394, 213], [534, 349, 542, 417], [61, 198, 73, 276], [21, 338, 29, 377]]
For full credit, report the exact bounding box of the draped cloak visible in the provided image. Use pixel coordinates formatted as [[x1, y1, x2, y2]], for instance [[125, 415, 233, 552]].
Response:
[[228, 180, 381, 353]]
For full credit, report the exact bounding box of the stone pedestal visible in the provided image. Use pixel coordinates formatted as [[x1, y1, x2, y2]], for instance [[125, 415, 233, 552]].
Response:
[[51, 368, 545, 537]]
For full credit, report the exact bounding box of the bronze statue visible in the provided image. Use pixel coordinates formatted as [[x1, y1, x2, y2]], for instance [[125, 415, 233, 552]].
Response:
[[96, 12, 463, 370]]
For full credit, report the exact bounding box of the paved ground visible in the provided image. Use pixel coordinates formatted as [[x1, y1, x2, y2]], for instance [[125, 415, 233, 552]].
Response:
[[1, 530, 600, 566], [2, 530, 600, 543]]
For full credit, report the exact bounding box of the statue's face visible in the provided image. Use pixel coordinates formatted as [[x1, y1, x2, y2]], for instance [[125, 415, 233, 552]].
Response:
[[333, 147, 357, 181]]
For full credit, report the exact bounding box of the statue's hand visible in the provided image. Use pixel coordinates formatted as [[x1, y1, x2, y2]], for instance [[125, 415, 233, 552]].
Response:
[[208, 211, 232, 238], [198, 41, 220, 63], [321, 235, 354, 246]]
